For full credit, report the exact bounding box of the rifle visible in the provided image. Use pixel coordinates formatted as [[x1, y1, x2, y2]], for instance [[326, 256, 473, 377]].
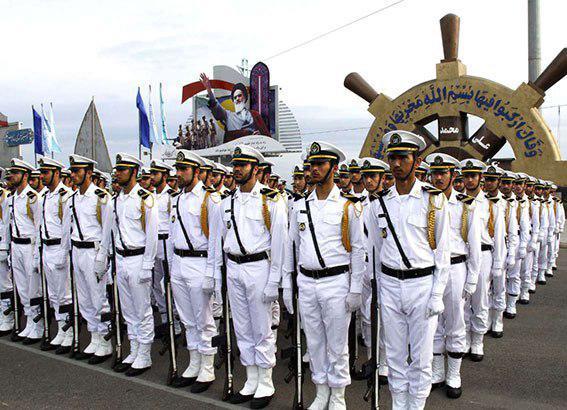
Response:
[[280, 242, 304, 409], [349, 310, 364, 380], [103, 232, 124, 368], [37, 234, 54, 350], [6, 226, 22, 341], [362, 248, 380, 409], [211, 246, 234, 401], [157, 238, 178, 385], [67, 247, 81, 358]]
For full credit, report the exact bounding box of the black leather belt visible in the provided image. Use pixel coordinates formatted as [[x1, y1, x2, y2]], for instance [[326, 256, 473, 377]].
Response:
[[174, 248, 208, 258], [381, 264, 434, 280], [481, 244, 493, 252], [72, 240, 96, 249], [451, 255, 467, 265], [12, 237, 31, 245], [116, 247, 145, 257], [158, 233, 169, 240], [300, 264, 349, 279], [227, 251, 269, 264], [42, 238, 62, 246]]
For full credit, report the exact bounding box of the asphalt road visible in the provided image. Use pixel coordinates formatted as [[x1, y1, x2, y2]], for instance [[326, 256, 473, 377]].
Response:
[[1, 249, 566, 409]]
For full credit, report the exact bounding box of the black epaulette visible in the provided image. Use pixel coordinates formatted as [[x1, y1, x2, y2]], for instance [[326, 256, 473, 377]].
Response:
[[368, 193, 379, 202], [292, 192, 304, 201], [220, 192, 230, 200], [421, 185, 442, 195], [112, 193, 118, 200], [377, 188, 390, 197], [203, 186, 216, 193], [94, 188, 109, 199], [137, 189, 151, 200], [518, 198, 526, 204], [505, 197, 515, 203], [486, 195, 500, 203], [166, 188, 175, 195], [260, 188, 279, 199], [457, 193, 475, 205], [58, 187, 68, 196], [170, 190, 182, 198], [340, 192, 363, 203], [26, 190, 37, 199]]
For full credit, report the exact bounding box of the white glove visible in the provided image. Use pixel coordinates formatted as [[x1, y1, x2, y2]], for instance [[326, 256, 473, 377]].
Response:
[[214, 284, 223, 305], [506, 257, 515, 269], [0, 250, 8, 262], [462, 282, 476, 300], [346, 292, 362, 313], [137, 269, 152, 285], [94, 251, 108, 282], [518, 248, 527, 259], [491, 268, 503, 278], [202, 276, 215, 296], [283, 288, 294, 314], [427, 294, 444, 317], [527, 241, 537, 253], [262, 282, 280, 304]]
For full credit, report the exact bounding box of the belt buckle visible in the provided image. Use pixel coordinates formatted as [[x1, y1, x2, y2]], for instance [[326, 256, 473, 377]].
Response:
[[399, 270, 407, 281], [312, 270, 321, 280]]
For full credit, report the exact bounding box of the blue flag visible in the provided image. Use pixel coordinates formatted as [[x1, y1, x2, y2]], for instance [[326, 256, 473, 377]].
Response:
[[136, 87, 151, 149], [32, 106, 44, 156]]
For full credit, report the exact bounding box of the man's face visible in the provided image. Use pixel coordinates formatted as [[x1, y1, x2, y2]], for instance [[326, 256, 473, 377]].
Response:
[[338, 175, 350, 189], [416, 172, 426, 182], [310, 161, 335, 185], [176, 165, 196, 188], [224, 175, 234, 188], [543, 188, 550, 198], [204, 172, 215, 187], [139, 176, 152, 190], [383, 175, 395, 189], [233, 90, 245, 105], [256, 169, 265, 183], [453, 179, 465, 192], [150, 170, 166, 188], [63, 176, 73, 188], [513, 181, 525, 196], [293, 175, 306, 192], [349, 171, 362, 184], [463, 173, 481, 192], [268, 179, 278, 189], [431, 169, 453, 192], [535, 186, 543, 196], [40, 169, 55, 187], [29, 176, 40, 190], [500, 180, 513, 196], [112, 182, 121, 194], [483, 176, 500, 193], [70, 168, 87, 186], [304, 169, 313, 186], [363, 172, 383, 193], [167, 179, 178, 190], [525, 184, 534, 196], [7, 171, 24, 189], [388, 154, 420, 181], [232, 163, 256, 184], [211, 173, 221, 188], [115, 167, 134, 187]]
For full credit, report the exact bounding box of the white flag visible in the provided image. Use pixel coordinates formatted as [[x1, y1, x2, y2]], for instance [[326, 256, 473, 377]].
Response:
[[159, 83, 169, 144], [40, 103, 62, 154], [148, 85, 160, 145]]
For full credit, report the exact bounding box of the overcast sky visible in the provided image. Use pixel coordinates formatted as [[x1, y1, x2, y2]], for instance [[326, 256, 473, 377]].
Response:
[[2, 0, 566, 179]]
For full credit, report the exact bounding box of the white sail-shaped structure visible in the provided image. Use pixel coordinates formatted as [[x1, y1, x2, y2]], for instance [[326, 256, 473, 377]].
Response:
[[74, 99, 112, 172]]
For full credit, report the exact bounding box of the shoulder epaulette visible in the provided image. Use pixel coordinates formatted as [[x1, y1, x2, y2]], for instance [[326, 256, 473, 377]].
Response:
[[170, 190, 182, 198], [137, 189, 151, 200], [378, 188, 390, 197], [292, 192, 304, 201], [203, 186, 216, 193], [486, 195, 500, 203], [260, 188, 279, 199], [94, 188, 109, 199], [506, 197, 515, 203], [340, 192, 364, 203], [112, 193, 118, 200], [457, 193, 475, 205], [368, 192, 379, 202], [58, 187, 68, 196], [421, 185, 442, 195], [26, 190, 37, 199]]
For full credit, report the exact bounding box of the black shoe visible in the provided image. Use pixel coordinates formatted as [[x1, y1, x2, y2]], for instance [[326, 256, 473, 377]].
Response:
[[88, 354, 110, 365], [55, 345, 71, 355], [491, 331, 503, 338], [544, 273, 553, 278], [446, 385, 462, 399], [518, 299, 529, 305], [528, 289, 536, 294], [503, 311, 516, 319], [171, 376, 196, 388], [552, 267, 557, 271], [229, 393, 254, 404], [250, 395, 273, 409], [22, 337, 41, 345], [40, 340, 57, 351], [125, 366, 151, 377], [113, 362, 131, 373], [470, 353, 484, 362], [72, 351, 93, 360], [191, 381, 213, 393], [379, 375, 388, 386], [536, 280, 546, 285], [0, 329, 13, 337], [11, 332, 24, 342], [431, 381, 446, 390]]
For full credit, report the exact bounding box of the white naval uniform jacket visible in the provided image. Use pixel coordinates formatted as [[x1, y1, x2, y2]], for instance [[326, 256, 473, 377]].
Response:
[[500, 192, 519, 265], [515, 194, 532, 255], [554, 197, 565, 234], [62, 183, 113, 253], [369, 180, 451, 297], [34, 183, 72, 257], [169, 181, 222, 280], [472, 192, 507, 271], [0, 188, 10, 254], [528, 196, 541, 248], [447, 190, 482, 287], [8, 185, 40, 241], [217, 181, 288, 285], [536, 196, 549, 245], [283, 185, 365, 293], [107, 184, 158, 271], [545, 197, 556, 244]]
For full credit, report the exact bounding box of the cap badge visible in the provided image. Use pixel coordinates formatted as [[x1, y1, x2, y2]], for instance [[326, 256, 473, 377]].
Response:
[[390, 133, 401, 145], [176, 152, 185, 161], [487, 166, 496, 173], [116, 154, 122, 162], [363, 160, 370, 168], [434, 155, 443, 165], [310, 142, 320, 154], [466, 160, 473, 168], [234, 147, 242, 156]]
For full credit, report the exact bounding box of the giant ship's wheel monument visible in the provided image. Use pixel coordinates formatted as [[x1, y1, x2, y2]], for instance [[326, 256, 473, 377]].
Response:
[[345, 13, 567, 186]]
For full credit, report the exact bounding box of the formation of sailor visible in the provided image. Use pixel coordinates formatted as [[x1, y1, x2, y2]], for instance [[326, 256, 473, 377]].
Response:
[[0, 132, 564, 410]]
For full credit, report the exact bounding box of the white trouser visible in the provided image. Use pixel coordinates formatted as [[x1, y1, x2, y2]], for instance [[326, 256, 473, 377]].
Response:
[[116, 253, 154, 345], [42, 244, 72, 322], [152, 256, 167, 322], [520, 250, 534, 295], [547, 238, 556, 271], [271, 300, 280, 329], [0, 260, 13, 314], [530, 242, 541, 285], [380, 273, 437, 400], [466, 250, 492, 334], [537, 240, 548, 271], [506, 254, 523, 296], [553, 234, 561, 264], [11, 242, 41, 318], [72, 247, 110, 334], [490, 263, 506, 313], [226, 258, 275, 368], [434, 260, 466, 354], [171, 254, 216, 355], [298, 271, 351, 388]]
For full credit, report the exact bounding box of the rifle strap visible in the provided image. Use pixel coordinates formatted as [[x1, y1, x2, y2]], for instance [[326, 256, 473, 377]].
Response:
[[305, 199, 326, 268], [377, 195, 412, 269]]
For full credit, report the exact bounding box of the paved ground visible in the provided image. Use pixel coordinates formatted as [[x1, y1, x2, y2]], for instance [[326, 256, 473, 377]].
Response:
[[1, 249, 566, 409]]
